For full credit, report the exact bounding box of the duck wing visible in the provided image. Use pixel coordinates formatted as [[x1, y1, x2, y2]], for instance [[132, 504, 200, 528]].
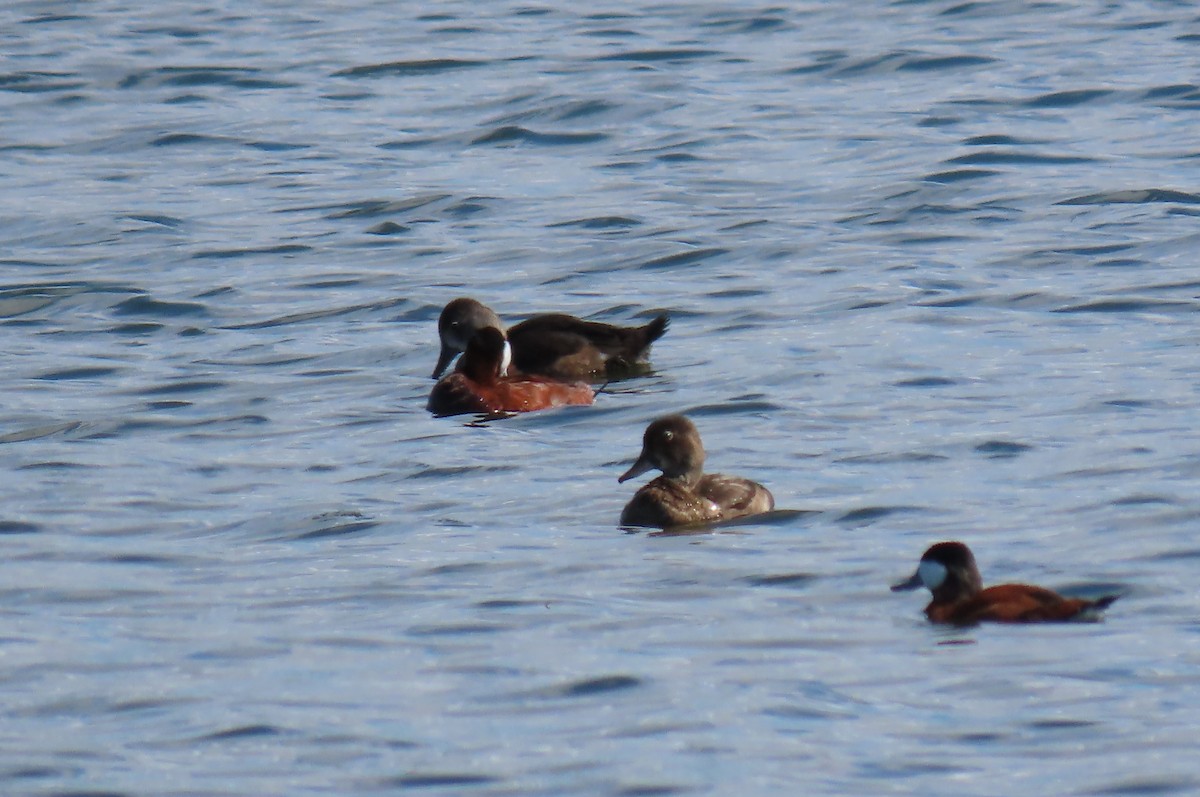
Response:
[[696, 473, 775, 519]]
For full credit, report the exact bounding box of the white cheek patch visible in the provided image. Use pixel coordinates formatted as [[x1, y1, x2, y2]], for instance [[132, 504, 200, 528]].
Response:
[[500, 341, 512, 377], [918, 560, 947, 590]]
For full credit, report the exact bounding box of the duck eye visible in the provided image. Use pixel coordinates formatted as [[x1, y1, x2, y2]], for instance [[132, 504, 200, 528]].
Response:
[[662, 430, 674, 441]]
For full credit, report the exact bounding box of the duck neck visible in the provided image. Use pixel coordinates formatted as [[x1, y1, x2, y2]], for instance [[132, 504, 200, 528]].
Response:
[[461, 355, 499, 385], [931, 568, 982, 604], [666, 467, 704, 489]]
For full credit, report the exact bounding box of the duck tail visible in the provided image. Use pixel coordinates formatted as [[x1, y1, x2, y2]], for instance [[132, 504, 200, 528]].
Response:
[[642, 313, 670, 344], [1072, 593, 1120, 622]]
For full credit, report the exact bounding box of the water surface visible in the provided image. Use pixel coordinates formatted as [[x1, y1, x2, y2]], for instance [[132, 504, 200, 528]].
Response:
[[3, 1, 1200, 795]]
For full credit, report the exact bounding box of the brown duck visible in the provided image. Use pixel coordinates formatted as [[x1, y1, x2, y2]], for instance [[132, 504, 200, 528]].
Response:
[[618, 414, 774, 529]]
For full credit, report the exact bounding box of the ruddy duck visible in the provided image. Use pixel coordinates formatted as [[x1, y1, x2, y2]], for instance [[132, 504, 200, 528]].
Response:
[[427, 327, 594, 416], [617, 414, 775, 528], [432, 297, 669, 380], [891, 541, 1119, 624]]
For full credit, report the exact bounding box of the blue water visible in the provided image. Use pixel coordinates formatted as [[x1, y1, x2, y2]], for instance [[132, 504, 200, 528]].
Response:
[[4, 1, 1200, 794]]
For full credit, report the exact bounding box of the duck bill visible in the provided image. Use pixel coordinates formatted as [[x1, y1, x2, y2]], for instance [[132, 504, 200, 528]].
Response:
[[618, 452, 653, 483], [432, 344, 457, 379], [890, 570, 924, 592]]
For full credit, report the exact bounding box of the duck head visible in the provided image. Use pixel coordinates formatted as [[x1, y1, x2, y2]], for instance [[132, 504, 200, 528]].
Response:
[[433, 298, 505, 378], [619, 414, 706, 486], [891, 541, 984, 603]]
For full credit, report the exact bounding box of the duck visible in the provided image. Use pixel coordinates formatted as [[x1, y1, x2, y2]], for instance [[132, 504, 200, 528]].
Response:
[[432, 297, 669, 381], [427, 327, 594, 416], [891, 541, 1119, 624], [617, 414, 775, 528]]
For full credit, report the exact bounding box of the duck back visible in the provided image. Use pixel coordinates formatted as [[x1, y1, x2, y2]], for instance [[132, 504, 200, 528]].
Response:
[[696, 473, 775, 519], [928, 584, 1120, 625], [510, 313, 669, 378], [427, 373, 593, 417]]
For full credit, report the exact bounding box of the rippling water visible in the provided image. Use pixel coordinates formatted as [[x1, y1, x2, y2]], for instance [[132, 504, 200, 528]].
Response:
[[4, 1, 1200, 794]]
